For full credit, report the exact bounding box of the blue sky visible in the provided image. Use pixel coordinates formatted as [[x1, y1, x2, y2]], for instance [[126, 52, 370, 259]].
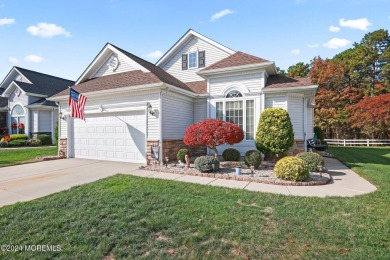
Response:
[[0, 0, 389, 81]]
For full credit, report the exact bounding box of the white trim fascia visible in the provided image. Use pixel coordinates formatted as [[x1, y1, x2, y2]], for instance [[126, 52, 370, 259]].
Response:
[[2, 82, 26, 97], [262, 85, 318, 93], [197, 61, 277, 77], [48, 82, 165, 102], [0, 67, 32, 89], [156, 29, 235, 67], [24, 92, 48, 98], [25, 105, 58, 110]]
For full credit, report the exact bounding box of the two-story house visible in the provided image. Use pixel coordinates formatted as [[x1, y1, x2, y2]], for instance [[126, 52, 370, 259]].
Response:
[[50, 29, 317, 163]]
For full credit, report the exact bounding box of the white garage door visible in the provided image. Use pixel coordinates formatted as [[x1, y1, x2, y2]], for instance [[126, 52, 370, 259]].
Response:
[[73, 111, 146, 163]]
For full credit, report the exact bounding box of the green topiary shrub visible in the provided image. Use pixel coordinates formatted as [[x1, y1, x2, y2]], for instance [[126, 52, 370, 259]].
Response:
[[274, 156, 310, 181], [194, 156, 220, 173], [0, 141, 8, 147], [9, 134, 28, 141], [37, 134, 52, 145], [8, 139, 27, 147], [296, 152, 324, 172], [177, 148, 189, 162], [255, 108, 294, 156], [54, 121, 59, 146], [244, 150, 262, 169], [222, 148, 240, 161], [314, 126, 324, 141], [27, 139, 42, 147]]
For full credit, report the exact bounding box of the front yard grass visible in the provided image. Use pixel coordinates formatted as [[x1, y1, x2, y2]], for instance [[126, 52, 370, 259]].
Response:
[[0, 147, 389, 258], [0, 146, 57, 167]]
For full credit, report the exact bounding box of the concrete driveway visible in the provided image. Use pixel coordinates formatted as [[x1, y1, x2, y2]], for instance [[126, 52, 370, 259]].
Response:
[[0, 159, 141, 207]]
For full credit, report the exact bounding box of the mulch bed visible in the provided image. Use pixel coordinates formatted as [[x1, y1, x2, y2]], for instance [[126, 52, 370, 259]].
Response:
[[140, 161, 331, 186]]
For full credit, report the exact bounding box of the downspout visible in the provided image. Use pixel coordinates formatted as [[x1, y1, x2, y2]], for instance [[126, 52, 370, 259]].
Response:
[[57, 102, 61, 157], [159, 90, 163, 165], [303, 97, 308, 152]]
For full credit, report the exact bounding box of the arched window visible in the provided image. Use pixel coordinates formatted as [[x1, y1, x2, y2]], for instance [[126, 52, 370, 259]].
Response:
[[11, 104, 25, 134], [215, 90, 254, 140]]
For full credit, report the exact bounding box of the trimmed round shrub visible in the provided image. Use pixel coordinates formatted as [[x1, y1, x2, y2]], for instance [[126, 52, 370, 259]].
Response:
[[256, 108, 294, 156], [296, 152, 324, 172], [8, 139, 27, 147], [194, 156, 220, 173], [27, 139, 42, 147], [0, 141, 8, 147], [177, 148, 189, 162], [274, 156, 310, 181], [222, 148, 240, 161], [244, 150, 262, 169], [37, 134, 52, 145]]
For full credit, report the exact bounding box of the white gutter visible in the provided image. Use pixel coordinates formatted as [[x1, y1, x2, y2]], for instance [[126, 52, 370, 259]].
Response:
[[263, 85, 318, 93]]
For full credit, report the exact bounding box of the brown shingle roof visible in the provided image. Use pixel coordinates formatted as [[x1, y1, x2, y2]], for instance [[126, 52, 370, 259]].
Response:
[[186, 80, 207, 94], [201, 51, 269, 71], [265, 75, 313, 89], [54, 70, 161, 97]]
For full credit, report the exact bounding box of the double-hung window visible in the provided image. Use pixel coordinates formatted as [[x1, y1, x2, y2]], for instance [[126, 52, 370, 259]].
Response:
[[215, 90, 255, 140]]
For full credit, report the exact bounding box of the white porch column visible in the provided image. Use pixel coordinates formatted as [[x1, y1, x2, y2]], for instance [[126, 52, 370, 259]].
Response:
[[24, 107, 30, 137]]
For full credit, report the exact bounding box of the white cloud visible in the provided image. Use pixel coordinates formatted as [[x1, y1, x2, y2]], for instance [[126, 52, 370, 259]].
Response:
[[210, 9, 235, 22], [329, 26, 340, 32], [24, 55, 44, 63], [290, 49, 301, 55], [0, 18, 15, 25], [146, 50, 163, 59], [307, 43, 320, 48], [26, 22, 71, 38], [323, 38, 351, 49], [8, 57, 18, 64], [339, 18, 371, 31]]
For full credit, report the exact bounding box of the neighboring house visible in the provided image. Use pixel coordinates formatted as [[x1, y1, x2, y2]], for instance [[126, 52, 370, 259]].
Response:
[[50, 29, 317, 163], [0, 67, 75, 141]]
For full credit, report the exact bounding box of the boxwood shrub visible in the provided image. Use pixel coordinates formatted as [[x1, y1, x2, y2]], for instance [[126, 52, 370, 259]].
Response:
[[8, 139, 27, 147], [37, 134, 52, 145], [244, 150, 262, 169], [176, 148, 189, 162], [194, 156, 220, 173], [274, 156, 309, 181], [0, 134, 28, 142], [222, 148, 240, 161], [296, 152, 324, 172]]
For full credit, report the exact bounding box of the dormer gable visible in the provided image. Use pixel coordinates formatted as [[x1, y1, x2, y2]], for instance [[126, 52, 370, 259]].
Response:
[[76, 43, 150, 85], [0, 67, 32, 91], [156, 29, 235, 82]]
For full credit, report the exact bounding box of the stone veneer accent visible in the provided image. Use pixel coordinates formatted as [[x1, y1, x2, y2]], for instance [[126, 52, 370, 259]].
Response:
[[147, 139, 207, 165], [59, 138, 67, 158], [288, 140, 305, 155]]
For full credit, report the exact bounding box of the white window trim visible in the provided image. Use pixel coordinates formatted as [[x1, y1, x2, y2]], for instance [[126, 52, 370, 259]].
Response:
[[214, 90, 255, 141], [10, 103, 26, 135], [187, 47, 198, 69]]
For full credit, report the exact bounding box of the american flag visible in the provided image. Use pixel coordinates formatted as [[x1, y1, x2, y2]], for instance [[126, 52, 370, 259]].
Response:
[[69, 88, 87, 121]]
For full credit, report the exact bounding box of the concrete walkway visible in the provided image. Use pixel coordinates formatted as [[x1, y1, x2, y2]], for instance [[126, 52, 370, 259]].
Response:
[[129, 157, 377, 198], [0, 157, 377, 208]]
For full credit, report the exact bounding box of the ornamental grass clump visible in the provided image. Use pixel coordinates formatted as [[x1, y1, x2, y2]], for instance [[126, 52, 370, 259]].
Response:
[[296, 152, 324, 172], [194, 156, 220, 173], [274, 156, 309, 181], [222, 148, 240, 161], [244, 150, 262, 169]]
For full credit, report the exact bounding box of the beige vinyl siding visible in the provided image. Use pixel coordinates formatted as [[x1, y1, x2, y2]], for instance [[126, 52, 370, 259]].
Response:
[[288, 96, 304, 140], [209, 72, 264, 96], [60, 115, 67, 138], [265, 95, 286, 109], [161, 37, 232, 82], [162, 93, 193, 139], [194, 99, 207, 122], [92, 52, 147, 78]]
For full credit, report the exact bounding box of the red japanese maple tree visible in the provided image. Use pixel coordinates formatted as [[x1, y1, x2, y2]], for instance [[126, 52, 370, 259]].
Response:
[[183, 119, 244, 156]]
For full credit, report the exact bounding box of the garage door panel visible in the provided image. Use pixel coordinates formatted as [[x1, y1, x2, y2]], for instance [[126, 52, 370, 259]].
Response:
[[73, 111, 146, 163]]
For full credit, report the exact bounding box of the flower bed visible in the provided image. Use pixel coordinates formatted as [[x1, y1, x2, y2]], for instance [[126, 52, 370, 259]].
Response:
[[140, 161, 331, 186]]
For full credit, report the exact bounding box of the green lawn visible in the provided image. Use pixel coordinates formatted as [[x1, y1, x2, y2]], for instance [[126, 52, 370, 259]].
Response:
[[0, 147, 57, 167], [0, 147, 389, 259]]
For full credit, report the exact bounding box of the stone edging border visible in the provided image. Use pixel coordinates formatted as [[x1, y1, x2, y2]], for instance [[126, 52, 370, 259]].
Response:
[[140, 167, 332, 186]]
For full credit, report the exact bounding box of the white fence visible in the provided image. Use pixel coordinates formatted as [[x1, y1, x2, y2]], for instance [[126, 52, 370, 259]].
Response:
[[324, 139, 390, 147]]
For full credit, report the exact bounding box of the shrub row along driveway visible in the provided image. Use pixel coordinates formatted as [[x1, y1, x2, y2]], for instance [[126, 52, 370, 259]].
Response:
[[0, 159, 141, 207]]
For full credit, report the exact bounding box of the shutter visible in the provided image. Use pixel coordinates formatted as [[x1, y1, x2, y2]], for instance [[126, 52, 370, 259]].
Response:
[[198, 51, 205, 68], [182, 54, 188, 70]]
